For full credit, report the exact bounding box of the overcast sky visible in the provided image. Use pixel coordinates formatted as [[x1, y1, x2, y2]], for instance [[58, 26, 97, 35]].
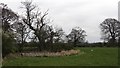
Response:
[[1, 0, 119, 43]]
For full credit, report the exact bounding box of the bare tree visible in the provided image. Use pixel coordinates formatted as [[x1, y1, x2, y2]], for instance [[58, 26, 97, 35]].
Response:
[[21, 1, 51, 51], [54, 28, 64, 43], [46, 26, 65, 44], [100, 18, 120, 44], [45, 25, 55, 44], [66, 27, 86, 46]]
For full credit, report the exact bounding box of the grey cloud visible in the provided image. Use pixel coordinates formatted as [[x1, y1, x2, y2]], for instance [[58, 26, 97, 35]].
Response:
[[1, 0, 119, 42]]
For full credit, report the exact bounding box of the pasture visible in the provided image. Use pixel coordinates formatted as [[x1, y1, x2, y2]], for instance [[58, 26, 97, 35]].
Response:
[[2, 47, 118, 66]]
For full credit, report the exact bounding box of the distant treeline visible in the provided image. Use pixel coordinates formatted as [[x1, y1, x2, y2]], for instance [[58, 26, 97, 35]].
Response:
[[76, 43, 119, 47], [20, 42, 119, 53]]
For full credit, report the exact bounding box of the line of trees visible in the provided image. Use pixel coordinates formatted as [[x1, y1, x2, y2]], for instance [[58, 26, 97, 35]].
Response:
[[1, 1, 120, 58], [1, 1, 87, 58]]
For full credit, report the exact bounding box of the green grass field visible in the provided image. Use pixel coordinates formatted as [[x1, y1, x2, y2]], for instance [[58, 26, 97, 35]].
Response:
[[2, 47, 118, 66]]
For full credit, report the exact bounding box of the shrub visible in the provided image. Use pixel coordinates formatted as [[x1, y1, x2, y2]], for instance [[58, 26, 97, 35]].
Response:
[[2, 33, 18, 58], [46, 43, 74, 52]]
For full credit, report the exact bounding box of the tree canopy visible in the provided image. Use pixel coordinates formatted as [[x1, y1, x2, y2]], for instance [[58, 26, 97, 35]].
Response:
[[67, 27, 86, 46], [100, 18, 120, 44]]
